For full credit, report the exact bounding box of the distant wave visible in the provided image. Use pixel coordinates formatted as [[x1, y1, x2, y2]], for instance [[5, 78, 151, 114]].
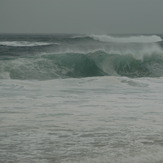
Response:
[[90, 35, 162, 43], [0, 41, 56, 47], [47, 42, 163, 60]]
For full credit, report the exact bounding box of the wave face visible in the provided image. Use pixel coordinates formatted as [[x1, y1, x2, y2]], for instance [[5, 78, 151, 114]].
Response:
[[0, 34, 163, 80]]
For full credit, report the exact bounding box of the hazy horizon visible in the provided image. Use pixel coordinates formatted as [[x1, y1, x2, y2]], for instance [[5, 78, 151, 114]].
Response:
[[0, 0, 163, 34]]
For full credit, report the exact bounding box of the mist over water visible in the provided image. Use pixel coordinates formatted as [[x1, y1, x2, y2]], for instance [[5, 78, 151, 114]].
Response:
[[0, 34, 163, 163]]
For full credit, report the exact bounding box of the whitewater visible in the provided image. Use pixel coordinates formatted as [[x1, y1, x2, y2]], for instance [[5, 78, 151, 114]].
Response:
[[0, 34, 163, 163]]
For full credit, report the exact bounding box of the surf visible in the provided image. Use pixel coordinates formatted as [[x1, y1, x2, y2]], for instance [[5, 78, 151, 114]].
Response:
[[90, 34, 163, 43], [0, 34, 163, 80], [0, 41, 55, 47], [70, 34, 163, 43], [0, 49, 163, 80]]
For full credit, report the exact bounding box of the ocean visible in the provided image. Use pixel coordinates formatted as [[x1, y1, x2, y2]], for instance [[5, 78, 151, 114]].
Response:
[[0, 34, 163, 163]]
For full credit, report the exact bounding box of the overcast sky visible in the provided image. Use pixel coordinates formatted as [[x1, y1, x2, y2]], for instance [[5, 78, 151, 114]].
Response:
[[0, 0, 163, 34]]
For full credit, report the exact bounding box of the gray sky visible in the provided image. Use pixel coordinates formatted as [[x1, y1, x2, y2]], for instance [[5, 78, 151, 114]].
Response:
[[0, 0, 163, 34]]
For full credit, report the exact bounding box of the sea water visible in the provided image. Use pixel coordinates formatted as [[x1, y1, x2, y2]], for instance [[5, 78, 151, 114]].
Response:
[[0, 34, 163, 163]]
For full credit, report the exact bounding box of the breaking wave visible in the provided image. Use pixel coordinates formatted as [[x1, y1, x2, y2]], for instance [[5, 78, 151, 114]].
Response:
[[90, 34, 163, 43], [0, 49, 163, 80], [0, 34, 163, 80], [0, 41, 55, 47]]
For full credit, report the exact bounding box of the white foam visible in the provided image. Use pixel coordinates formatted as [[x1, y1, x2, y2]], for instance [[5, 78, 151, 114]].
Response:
[[91, 34, 162, 43], [108, 43, 163, 60], [0, 41, 55, 47], [0, 76, 163, 162], [0, 72, 10, 79]]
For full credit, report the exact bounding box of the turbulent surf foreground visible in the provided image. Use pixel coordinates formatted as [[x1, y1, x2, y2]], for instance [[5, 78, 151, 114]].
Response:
[[0, 34, 163, 163]]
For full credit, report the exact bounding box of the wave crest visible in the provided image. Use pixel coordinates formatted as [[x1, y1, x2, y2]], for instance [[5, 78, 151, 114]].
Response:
[[1, 50, 163, 80], [90, 35, 162, 43], [0, 41, 55, 47]]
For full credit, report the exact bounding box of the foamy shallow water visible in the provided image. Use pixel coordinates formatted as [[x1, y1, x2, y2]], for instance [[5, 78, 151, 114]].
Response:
[[0, 76, 163, 163]]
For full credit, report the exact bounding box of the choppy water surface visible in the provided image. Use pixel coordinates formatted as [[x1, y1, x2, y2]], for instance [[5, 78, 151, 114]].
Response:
[[0, 77, 163, 163], [0, 34, 163, 163]]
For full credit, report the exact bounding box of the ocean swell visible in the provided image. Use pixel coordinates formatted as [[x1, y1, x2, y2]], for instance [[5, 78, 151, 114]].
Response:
[[0, 34, 163, 80], [0, 49, 163, 80]]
